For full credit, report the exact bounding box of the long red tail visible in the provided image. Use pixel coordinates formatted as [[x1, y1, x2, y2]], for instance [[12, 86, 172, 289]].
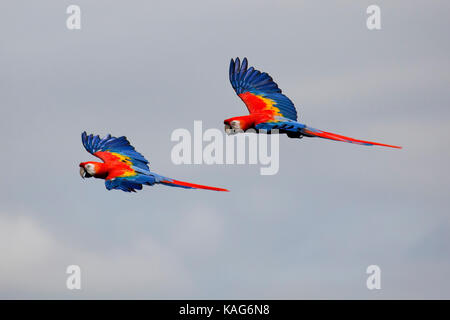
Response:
[[160, 179, 229, 192], [302, 126, 402, 149]]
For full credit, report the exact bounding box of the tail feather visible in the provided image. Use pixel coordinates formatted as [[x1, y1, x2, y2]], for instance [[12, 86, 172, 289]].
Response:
[[160, 179, 229, 192], [301, 126, 402, 149]]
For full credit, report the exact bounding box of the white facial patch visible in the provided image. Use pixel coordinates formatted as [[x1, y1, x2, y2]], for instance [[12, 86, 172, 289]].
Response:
[[230, 120, 241, 129], [84, 163, 96, 175]]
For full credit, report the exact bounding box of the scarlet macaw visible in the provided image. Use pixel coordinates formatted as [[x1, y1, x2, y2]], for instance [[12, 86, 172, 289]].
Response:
[[224, 58, 401, 149], [79, 132, 228, 192]]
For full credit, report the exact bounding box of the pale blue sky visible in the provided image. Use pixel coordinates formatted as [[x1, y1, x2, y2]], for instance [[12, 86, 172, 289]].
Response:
[[0, 0, 449, 298]]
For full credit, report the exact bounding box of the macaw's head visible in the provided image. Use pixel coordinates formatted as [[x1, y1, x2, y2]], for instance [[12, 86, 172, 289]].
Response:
[[79, 161, 97, 179], [223, 116, 254, 135]]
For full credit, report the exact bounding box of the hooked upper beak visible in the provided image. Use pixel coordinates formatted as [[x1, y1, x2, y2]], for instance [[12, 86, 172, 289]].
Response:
[[224, 124, 240, 135], [79, 167, 86, 179], [224, 124, 232, 135]]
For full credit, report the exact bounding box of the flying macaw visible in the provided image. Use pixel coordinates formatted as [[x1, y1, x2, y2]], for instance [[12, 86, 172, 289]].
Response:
[[224, 57, 401, 149], [79, 132, 228, 192]]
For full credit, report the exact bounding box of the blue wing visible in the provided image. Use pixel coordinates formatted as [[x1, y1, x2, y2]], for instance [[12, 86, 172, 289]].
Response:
[[229, 57, 298, 121], [81, 131, 150, 172], [104, 174, 200, 192], [105, 175, 155, 192]]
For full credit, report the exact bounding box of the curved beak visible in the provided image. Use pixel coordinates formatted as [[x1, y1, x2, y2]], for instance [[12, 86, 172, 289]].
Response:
[[224, 124, 232, 135], [79, 167, 86, 179]]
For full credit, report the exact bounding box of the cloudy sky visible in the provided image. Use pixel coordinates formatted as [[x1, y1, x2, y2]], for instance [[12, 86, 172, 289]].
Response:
[[1, 0, 449, 299]]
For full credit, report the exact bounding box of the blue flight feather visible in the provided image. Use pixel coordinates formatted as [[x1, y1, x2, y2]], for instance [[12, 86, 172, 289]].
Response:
[[229, 57, 298, 121]]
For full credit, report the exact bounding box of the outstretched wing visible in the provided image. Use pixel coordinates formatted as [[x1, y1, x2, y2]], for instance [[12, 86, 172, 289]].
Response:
[[229, 57, 298, 121], [81, 131, 151, 174]]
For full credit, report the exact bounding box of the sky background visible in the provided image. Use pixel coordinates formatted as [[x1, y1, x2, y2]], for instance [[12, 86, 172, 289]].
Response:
[[1, 0, 449, 299]]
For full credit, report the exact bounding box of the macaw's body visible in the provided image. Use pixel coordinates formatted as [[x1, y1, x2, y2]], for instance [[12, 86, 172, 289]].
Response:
[[79, 132, 228, 192], [224, 57, 401, 149]]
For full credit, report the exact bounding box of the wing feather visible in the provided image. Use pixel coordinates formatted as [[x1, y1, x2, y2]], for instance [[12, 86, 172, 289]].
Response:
[[81, 132, 151, 172], [229, 57, 298, 121]]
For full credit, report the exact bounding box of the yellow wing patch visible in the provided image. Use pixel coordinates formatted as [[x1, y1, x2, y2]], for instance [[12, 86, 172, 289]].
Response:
[[239, 92, 284, 118], [110, 152, 133, 166], [110, 152, 137, 177], [258, 95, 283, 117]]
